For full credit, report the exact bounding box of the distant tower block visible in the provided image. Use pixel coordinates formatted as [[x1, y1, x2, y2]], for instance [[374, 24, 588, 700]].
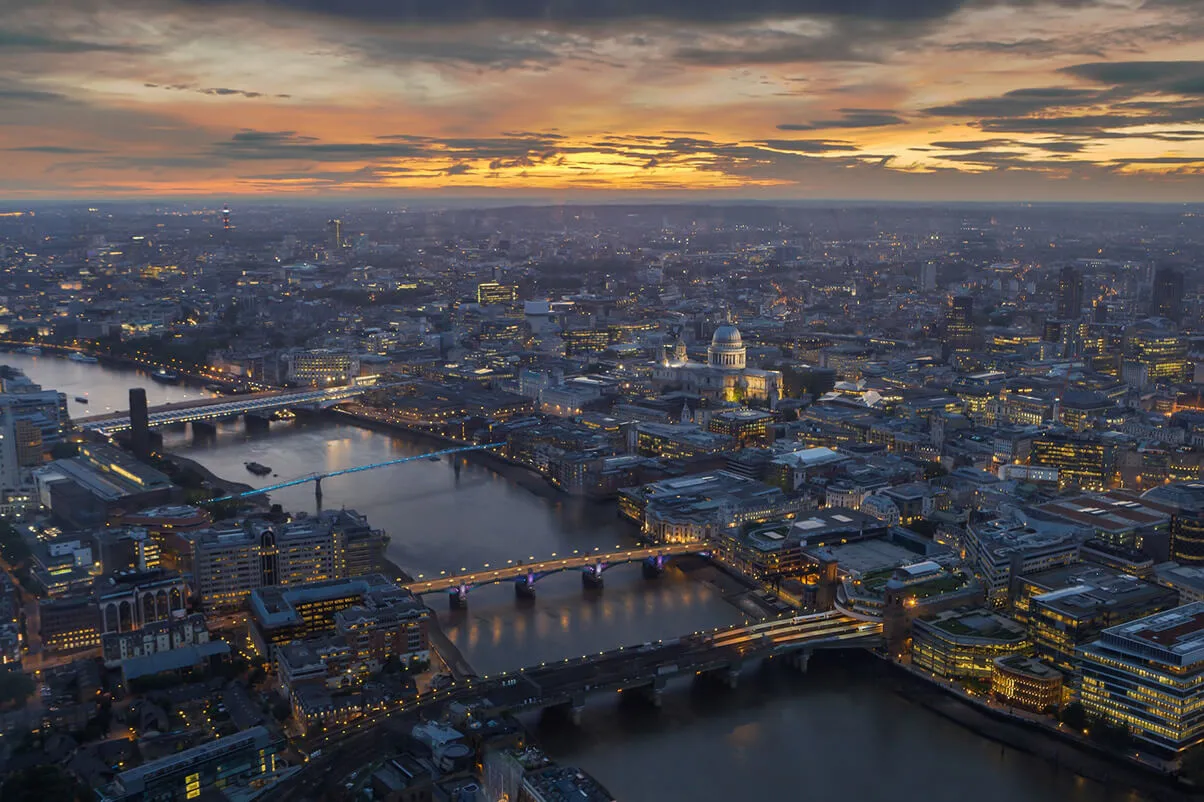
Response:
[[129, 388, 150, 458], [221, 204, 231, 231]]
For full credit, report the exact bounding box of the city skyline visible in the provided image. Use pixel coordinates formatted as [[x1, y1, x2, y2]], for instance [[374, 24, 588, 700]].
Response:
[[1, 0, 1203, 201]]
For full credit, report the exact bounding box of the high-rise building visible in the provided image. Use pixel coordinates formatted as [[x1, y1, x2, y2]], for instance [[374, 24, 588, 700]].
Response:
[[1124, 325, 1190, 386], [327, 218, 343, 250], [1152, 266, 1185, 322], [942, 294, 975, 357], [920, 261, 937, 291], [1056, 264, 1083, 320], [129, 388, 149, 459]]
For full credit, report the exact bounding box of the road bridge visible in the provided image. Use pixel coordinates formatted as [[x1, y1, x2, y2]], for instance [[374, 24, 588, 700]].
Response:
[[401, 542, 709, 607], [76, 385, 378, 435]]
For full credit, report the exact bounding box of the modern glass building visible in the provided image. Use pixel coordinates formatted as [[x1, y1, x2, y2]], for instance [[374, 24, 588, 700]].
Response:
[[1078, 602, 1204, 754]]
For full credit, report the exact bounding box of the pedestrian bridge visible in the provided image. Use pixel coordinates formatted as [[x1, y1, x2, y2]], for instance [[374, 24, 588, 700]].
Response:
[[402, 542, 709, 605], [76, 385, 376, 434]]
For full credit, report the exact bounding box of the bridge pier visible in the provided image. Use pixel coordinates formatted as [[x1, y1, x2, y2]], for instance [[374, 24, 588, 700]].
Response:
[[581, 564, 605, 589], [191, 420, 217, 439], [314, 477, 323, 509], [642, 555, 666, 579], [638, 677, 666, 708], [244, 412, 271, 431], [514, 573, 537, 601], [448, 585, 469, 610], [723, 662, 742, 689]]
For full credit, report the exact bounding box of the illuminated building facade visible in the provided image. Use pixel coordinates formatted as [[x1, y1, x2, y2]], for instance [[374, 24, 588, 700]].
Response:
[[1079, 603, 1204, 754], [991, 655, 1063, 712], [39, 595, 102, 653], [708, 409, 774, 447], [1030, 433, 1112, 491], [476, 281, 518, 305], [284, 348, 360, 387], [1125, 327, 1190, 386], [652, 323, 782, 404], [910, 608, 1029, 680], [191, 511, 387, 609]]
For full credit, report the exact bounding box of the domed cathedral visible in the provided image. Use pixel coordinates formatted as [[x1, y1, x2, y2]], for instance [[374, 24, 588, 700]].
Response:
[[653, 315, 781, 405], [708, 324, 746, 370]]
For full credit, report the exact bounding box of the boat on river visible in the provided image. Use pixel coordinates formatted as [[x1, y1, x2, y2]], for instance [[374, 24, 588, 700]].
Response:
[[74, 396, 89, 404], [151, 369, 180, 384], [69, 353, 98, 364], [20, 346, 41, 355], [245, 462, 272, 476]]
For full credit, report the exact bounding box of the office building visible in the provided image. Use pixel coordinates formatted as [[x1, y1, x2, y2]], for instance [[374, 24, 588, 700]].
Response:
[[991, 655, 1063, 712], [1125, 325, 1190, 386], [1151, 265, 1185, 323], [911, 608, 1029, 680], [942, 294, 975, 356], [963, 516, 1082, 608], [1024, 568, 1177, 673], [39, 595, 102, 653], [1057, 264, 1084, 320], [283, 348, 359, 387], [129, 388, 150, 459], [1030, 433, 1112, 491], [190, 510, 387, 609], [249, 573, 423, 659], [708, 409, 774, 447], [1143, 482, 1204, 565], [97, 726, 279, 801], [477, 281, 518, 305], [1079, 603, 1204, 754]]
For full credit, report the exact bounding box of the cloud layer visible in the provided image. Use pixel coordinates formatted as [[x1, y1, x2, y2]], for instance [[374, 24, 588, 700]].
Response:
[[0, 0, 1200, 198]]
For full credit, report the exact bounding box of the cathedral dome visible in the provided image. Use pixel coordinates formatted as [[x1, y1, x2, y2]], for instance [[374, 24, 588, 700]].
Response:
[[708, 324, 746, 370], [711, 324, 742, 347]]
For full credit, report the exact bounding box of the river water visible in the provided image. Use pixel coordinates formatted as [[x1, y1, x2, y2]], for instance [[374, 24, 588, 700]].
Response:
[[7, 352, 1158, 802]]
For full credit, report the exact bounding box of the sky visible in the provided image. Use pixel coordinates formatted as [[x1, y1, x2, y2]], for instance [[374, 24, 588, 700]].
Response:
[[1, 0, 1203, 201]]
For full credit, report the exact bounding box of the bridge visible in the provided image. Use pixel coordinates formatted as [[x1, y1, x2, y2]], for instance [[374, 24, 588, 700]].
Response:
[[401, 542, 708, 607], [272, 611, 883, 777], [205, 443, 502, 505], [76, 385, 376, 435]]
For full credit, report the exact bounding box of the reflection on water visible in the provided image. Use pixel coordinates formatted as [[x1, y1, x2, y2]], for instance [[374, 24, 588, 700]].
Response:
[[7, 355, 1163, 802]]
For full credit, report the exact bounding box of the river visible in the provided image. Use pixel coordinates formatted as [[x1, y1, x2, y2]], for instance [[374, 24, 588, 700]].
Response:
[[6, 353, 1163, 802]]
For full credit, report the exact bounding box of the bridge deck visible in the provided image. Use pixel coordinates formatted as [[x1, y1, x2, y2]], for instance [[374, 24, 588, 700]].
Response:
[[78, 385, 376, 433], [401, 542, 707, 594]]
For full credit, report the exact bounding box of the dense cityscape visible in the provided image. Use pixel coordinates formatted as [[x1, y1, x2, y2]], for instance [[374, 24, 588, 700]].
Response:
[[0, 201, 1199, 800]]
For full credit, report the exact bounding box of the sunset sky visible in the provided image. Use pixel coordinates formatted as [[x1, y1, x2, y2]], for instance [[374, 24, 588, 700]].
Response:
[[1, 0, 1203, 200]]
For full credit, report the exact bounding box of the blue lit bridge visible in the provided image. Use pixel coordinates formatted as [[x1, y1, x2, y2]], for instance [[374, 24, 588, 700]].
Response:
[[76, 385, 381, 435], [205, 443, 502, 505]]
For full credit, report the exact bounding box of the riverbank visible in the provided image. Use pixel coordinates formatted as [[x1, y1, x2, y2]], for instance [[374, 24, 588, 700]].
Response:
[[160, 450, 271, 510], [885, 659, 1196, 800]]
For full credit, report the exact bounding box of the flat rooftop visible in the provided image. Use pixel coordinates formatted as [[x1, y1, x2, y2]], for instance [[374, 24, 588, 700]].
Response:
[[1105, 602, 1204, 664]]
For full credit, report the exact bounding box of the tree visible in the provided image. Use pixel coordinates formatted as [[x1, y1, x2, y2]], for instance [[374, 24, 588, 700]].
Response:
[[0, 765, 90, 802], [0, 667, 35, 707], [1061, 702, 1088, 730], [271, 700, 292, 722], [1179, 745, 1204, 784]]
